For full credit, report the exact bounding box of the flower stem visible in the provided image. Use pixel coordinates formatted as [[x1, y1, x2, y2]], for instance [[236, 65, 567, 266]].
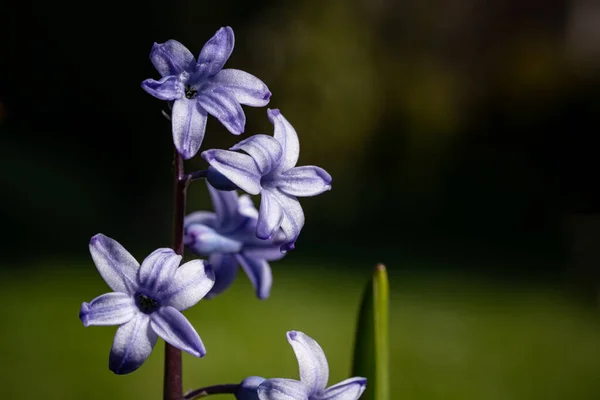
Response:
[[184, 384, 239, 399], [164, 147, 188, 400], [187, 169, 207, 182]]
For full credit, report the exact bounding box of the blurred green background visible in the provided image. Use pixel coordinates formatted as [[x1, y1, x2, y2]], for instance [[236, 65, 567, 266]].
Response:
[[1, 0, 599, 398]]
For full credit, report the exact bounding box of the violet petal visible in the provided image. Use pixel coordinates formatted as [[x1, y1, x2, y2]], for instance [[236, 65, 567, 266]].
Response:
[[286, 330, 329, 393], [195, 26, 235, 79], [317, 377, 367, 400], [256, 190, 284, 240], [257, 378, 310, 400], [210, 68, 271, 106], [205, 253, 239, 299], [206, 182, 241, 231], [268, 109, 299, 172], [277, 166, 332, 197], [185, 223, 243, 254], [269, 189, 305, 251], [80, 292, 137, 327], [150, 306, 206, 357], [202, 149, 262, 195], [161, 260, 215, 311], [138, 248, 181, 294], [89, 234, 139, 295], [109, 314, 157, 374], [235, 253, 272, 300], [230, 134, 283, 175], [172, 98, 208, 160], [150, 40, 196, 78], [197, 87, 245, 135], [141, 76, 184, 101]]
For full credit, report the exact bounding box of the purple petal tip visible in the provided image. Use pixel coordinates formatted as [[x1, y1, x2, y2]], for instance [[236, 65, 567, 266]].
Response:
[[201, 150, 215, 162], [280, 242, 295, 252], [79, 303, 90, 326], [89, 234, 104, 245], [287, 331, 298, 340]]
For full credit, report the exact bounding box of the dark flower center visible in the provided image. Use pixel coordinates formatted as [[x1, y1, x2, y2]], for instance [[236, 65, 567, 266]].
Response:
[[185, 85, 198, 99], [135, 293, 160, 314]]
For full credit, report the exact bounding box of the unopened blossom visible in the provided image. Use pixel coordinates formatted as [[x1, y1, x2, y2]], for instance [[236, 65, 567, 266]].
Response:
[[184, 182, 285, 299], [202, 109, 332, 251], [244, 331, 366, 400], [79, 234, 215, 374], [236, 376, 266, 400], [141, 26, 271, 159]]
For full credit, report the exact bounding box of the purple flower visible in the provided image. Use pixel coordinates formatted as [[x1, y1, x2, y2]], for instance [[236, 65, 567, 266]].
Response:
[[141, 27, 271, 159], [79, 234, 215, 374], [202, 109, 332, 251], [236, 376, 267, 400], [255, 331, 367, 400], [184, 182, 285, 299]]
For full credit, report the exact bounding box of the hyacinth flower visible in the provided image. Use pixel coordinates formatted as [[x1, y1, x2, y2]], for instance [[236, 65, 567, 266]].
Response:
[[238, 331, 366, 400], [184, 182, 285, 299], [79, 234, 215, 374], [202, 109, 332, 251], [141, 26, 271, 159]]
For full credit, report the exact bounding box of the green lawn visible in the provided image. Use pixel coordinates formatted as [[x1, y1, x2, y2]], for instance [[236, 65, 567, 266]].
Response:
[[1, 261, 599, 399]]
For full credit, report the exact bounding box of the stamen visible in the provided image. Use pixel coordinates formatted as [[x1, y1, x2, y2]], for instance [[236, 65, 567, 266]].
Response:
[[185, 85, 198, 99], [135, 293, 160, 314]]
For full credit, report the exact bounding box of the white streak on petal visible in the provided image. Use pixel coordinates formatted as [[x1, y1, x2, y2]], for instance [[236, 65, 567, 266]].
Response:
[[202, 149, 262, 195], [196, 27, 235, 78], [257, 378, 310, 400], [109, 314, 157, 375], [138, 248, 181, 294], [80, 292, 137, 327], [162, 260, 215, 310], [141, 76, 184, 100], [210, 68, 271, 106], [150, 40, 196, 77], [286, 331, 329, 393], [230, 134, 282, 175], [268, 109, 299, 172], [269, 190, 305, 251], [197, 87, 245, 135], [277, 166, 332, 197], [89, 234, 139, 295], [172, 98, 208, 160], [318, 377, 367, 400], [257, 190, 284, 240]]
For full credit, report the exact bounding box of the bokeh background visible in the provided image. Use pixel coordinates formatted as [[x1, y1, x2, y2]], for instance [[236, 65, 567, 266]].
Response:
[[1, 0, 600, 398]]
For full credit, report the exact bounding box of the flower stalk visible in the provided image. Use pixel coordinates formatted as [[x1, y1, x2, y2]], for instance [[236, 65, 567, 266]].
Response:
[[164, 147, 188, 400], [184, 384, 238, 399]]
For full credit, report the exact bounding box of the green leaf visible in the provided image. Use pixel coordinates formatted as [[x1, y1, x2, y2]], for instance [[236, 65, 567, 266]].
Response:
[[352, 263, 390, 400]]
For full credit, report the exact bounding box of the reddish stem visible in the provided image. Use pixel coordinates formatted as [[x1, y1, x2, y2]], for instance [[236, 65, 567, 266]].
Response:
[[164, 148, 188, 400]]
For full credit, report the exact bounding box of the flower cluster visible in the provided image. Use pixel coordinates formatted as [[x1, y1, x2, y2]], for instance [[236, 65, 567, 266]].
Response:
[[79, 26, 365, 399], [236, 331, 367, 400]]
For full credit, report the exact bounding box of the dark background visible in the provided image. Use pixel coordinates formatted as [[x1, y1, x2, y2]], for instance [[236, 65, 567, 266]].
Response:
[[2, 0, 599, 276], [1, 0, 600, 399]]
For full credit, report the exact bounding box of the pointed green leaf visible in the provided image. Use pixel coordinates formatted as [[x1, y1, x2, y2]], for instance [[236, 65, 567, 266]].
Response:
[[352, 263, 389, 400]]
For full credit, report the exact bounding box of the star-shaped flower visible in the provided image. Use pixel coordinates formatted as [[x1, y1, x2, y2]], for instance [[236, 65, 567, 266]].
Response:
[[79, 234, 215, 374], [202, 109, 332, 251], [184, 182, 285, 299], [251, 331, 367, 400], [141, 26, 271, 159]]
